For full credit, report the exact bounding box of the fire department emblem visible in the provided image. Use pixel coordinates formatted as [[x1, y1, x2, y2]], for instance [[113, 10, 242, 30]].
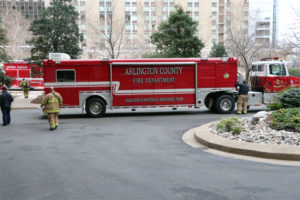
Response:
[[273, 79, 285, 89], [224, 73, 229, 79]]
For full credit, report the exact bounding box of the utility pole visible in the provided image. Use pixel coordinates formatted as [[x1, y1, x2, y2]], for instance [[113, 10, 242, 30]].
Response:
[[272, 0, 278, 50]]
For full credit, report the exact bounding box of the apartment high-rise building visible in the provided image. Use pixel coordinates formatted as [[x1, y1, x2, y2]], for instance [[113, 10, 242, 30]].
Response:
[[255, 17, 271, 47], [2, 0, 249, 59], [67, 0, 249, 58], [0, 0, 45, 19], [250, 0, 278, 49]]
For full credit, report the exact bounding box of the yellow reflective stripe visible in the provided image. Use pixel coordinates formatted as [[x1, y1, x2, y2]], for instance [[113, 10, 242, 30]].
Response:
[[48, 98, 58, 103], [45, 109, 60, 113]]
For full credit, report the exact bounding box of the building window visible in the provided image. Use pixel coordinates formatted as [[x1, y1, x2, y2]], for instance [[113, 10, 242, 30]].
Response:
[[163, 6, 168, 12], [152, 24, 156, 30], [132, 33, 138, 40], [132, 14, 137, 21], [125, 3, 131, 11], [144, 15, 150, 21], [151, 15, 156, 21], [81, 14, 86, 21], [126, 24, 131, 31], [125, 14, 131, 22], [144, 23, 150, 30], [132, 23, 137, 31]]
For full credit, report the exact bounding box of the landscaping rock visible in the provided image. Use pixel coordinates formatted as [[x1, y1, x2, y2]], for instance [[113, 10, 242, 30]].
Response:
[[210, 114, 300, 146]]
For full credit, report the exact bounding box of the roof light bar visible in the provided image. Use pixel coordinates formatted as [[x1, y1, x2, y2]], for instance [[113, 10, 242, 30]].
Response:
[[49, 53, 71, 64]]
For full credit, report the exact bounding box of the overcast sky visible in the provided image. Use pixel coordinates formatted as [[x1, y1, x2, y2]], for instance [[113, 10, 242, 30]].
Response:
[[250, 0, 298, 39]]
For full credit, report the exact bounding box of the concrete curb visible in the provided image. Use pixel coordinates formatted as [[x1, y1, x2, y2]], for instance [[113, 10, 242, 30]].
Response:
[[194, 122, 300, 161]]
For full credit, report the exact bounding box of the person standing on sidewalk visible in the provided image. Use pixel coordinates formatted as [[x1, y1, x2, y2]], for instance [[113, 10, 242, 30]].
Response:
[[41, 87, 63, 131], [19, 78, 30, 98], [0, 86, 14, 126], [236, 80, 249, 114]]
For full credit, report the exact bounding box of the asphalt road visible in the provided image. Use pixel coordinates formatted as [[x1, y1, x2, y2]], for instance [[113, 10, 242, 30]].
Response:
[[0, 108, 299, 200]]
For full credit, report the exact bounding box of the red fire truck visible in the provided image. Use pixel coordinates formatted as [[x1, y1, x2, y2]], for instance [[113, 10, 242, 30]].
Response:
[[43, 54, 238, 117], [248, 57, 300, 106], [4, 61, 44, 89]]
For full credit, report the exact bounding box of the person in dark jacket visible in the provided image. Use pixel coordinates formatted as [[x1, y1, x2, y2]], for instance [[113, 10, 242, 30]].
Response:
[[0, 86, 14, 126], [236, 80, 249, 114]]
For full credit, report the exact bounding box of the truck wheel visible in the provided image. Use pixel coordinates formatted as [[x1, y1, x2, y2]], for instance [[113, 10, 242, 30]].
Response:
[[204, 96, 213, 109], [86, 98, 106, 118], [205, 96, 217, 112], [215, 95, 235, 114]]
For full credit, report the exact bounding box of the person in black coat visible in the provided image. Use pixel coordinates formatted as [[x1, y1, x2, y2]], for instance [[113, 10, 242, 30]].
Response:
[[0, 86, 14, 126], [236, 80, 249, 114]]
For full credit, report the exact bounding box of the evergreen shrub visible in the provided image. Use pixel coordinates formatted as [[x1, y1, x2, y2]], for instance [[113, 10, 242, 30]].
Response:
[[278, 87, 300, 108]]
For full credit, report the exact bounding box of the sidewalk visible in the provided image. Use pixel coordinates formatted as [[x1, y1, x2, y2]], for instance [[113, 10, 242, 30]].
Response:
[[192, 122, 300, 161], [10, 90, 43, 110]]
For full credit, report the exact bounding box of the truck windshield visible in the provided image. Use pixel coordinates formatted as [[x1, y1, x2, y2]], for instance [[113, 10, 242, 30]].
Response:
[[269, 64, 286, 76]]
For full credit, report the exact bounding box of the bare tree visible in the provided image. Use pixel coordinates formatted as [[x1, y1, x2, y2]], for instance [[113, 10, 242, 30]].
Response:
[[278, 1, 300, 59], [87, 1, 125, 59], [226, 4, 268, 81], [0, 10, 31, 60], [227, 30, 267, 81]]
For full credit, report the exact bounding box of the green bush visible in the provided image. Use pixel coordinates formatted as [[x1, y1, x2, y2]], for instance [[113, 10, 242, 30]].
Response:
[[266, 102, 283, 111], [278, 87, 300, 108], [271, 107, 300, 132], [289, 68, 300, 78], [0, 71, 12, 87], [216, 117, 243, 134]]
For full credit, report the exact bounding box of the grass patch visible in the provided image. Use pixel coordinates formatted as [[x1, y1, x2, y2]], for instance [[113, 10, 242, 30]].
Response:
[[216, 117, 243, 135]]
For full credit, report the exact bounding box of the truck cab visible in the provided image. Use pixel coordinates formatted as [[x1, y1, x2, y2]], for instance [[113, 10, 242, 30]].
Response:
[[248, 57, 300, 106], [250, 57, 300, 93]]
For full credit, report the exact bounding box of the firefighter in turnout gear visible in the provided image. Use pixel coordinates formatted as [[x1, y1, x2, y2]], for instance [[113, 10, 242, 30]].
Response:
[[41, 87, 63, 130], [19, 78, 30, 98]]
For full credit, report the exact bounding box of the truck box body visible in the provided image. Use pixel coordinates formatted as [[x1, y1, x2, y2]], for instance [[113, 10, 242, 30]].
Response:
[[43, 57, 238, 116]]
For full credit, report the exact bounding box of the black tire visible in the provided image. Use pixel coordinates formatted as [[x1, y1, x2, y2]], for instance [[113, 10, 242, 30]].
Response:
[[86, 97, 106, 118], [215, 94, 235, 114], [210, 98, 217, 112], [205, 96, 217, 112], [204, 96, 212, 109]]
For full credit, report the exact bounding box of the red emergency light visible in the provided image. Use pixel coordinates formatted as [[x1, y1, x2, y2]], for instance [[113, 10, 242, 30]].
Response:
[[261, 57, 280, 61]]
